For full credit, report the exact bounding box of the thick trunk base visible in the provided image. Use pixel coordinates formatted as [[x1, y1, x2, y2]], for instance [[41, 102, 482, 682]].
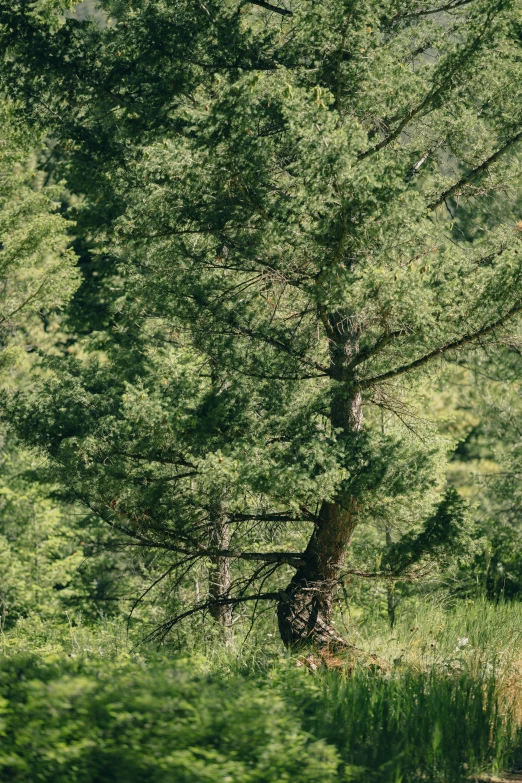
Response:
[[277, 579, 346, 650], [277, 497, 357, 650]]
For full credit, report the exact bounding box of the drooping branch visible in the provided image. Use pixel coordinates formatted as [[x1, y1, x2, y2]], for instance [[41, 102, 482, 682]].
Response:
[[359, 301, 522, 388], [145, 590, 281, 643], [127, 559, 195, 628], [66, 484, 306, 566], [107, 518, 306, 566], [428, 127, 522, 210]]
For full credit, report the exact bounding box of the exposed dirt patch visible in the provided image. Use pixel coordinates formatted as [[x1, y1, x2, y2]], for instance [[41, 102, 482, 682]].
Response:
[[296, 644, 391, 673]]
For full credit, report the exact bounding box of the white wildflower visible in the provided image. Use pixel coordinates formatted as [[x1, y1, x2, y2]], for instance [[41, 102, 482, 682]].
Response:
[[455, 637, 469, 651]]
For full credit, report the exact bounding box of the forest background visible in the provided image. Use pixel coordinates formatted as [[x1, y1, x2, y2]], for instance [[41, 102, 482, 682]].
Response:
[[3, 0, 522, 781]]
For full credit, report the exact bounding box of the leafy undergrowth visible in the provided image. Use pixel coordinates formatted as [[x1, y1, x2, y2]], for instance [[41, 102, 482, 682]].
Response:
[[1, 601, 522, 782]]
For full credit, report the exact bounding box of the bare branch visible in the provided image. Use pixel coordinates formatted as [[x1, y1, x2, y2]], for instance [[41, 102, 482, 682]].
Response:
[[127, 560, 193, 630], [64, 483, 305, 567], [360, 301, 522, 388], [202, 548, 305, 566], [246, 1, 293, 17], [145, 591, 281, 642], [341, 570, 425, 581], [341, 569, 400, 579], [230, 511, 312, 523]]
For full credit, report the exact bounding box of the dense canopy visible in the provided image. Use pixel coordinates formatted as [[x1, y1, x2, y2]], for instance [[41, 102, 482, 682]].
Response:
[[1, 0, 522, 647]]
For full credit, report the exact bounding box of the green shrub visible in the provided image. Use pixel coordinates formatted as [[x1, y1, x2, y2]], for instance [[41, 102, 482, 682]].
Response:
[[0, 654, 340, 783], [458, 524, 522, 601]]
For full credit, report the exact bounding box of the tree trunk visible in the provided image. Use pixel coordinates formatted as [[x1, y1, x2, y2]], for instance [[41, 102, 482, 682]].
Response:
[[208, 512, 233, 644], [386, 526, 396, 629], [277, 383, 363, 649]]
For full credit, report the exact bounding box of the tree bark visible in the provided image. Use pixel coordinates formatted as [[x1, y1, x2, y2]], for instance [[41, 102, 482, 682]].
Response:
[[208, 511, 233, 644], [278, 316, 363, 648], [277, 485, 359, 648], [386, 527, 396, 629]]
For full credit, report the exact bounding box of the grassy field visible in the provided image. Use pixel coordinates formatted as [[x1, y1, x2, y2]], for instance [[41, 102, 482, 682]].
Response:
[[1, 599, 522, 782]]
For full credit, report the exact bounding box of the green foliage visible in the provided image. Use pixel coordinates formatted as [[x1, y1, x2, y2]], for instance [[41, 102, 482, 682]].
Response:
[[3, 0, 517, 636], [0, 654, 341, 783], [0, 102, 78, 345], [0, 436, 158, 629], [0, 450, 84, 628], [4, 4, 522, 778], [458, 524, 522, 601], [3, 0, 522, 644], [383, 487, 477, 576], [0, 610, 520, 783]]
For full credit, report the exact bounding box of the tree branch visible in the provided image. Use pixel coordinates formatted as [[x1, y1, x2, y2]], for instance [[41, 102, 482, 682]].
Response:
[[360, 5, 503, 161], [202, 548, 305, 566], [340, 570, 424, 581], [428, 127, 522, 209], [347, 330, 406, 371], [360, 301, 522, 388], [235, 324, 331, 376], [64, 485, 305, 566], [229, 511, 312, 523], [246, 0, 293, 16], [145, 591, 281, 642], [388, 0, 474, 25], [111, 450, 197, 469], [342, 569, 400, 579]]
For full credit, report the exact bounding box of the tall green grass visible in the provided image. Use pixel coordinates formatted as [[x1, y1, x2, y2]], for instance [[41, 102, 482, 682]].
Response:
[[339, 596, 522, 676], [290, 668, 515, 782], [0, 653, 516, 782]]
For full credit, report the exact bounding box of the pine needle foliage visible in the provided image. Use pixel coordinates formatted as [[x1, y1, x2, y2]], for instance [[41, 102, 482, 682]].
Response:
[[1, 0, 522, 644], [0, 102, 78, 351]]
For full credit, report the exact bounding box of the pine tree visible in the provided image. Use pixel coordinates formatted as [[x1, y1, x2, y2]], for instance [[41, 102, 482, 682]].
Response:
[[0, 100, 78, 354], [2, 0, 522, 648]]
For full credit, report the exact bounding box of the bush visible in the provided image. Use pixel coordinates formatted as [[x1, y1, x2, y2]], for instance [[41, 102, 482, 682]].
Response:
[[0, 654, 340, 783], [459, 524, 522, 601]]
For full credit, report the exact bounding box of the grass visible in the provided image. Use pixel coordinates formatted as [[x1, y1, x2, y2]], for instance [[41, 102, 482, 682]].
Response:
[[1, 599, 522, 782], [293, 668, 515, 782], [347, 597, 522, 675]]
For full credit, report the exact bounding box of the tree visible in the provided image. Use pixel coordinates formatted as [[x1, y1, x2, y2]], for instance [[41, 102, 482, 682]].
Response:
[[2, 0, 522, 649], [0, 97, 82, 626], [0, 100, 78, 355]]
